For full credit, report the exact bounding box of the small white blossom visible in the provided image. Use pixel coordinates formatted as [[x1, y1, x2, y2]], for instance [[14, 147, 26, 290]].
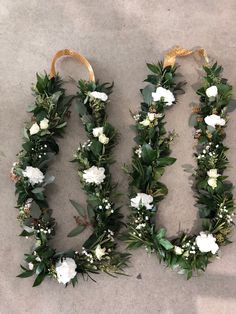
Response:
[[95, 244, 106, 260], [22, 166, 44, 185], [174, 246, 183, 255], [140, 119, 150, 127], [90, 91, 108, 102], [28, 262, 34, 270], [152, 86, 175, 106], [83, 166, 105, 185]]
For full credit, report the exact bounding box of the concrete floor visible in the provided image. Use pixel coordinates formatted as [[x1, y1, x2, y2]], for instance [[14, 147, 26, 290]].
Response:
[[1, 1, 236, 313]]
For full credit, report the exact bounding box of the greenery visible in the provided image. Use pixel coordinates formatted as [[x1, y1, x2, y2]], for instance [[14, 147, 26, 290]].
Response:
[[11, 73, 129, 287], [124, 61, 235, 278]]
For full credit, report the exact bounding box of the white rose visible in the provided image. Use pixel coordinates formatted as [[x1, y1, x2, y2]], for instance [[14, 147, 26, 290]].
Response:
[[39, 118, 49, 130], [174, 246, 183, 255], [206, 86, 218, 98], [196, 232, 219, 254], [98, 133, 109, 145], [55, 258, 77, 285], [90, 91, 108, 102], [147, 112, 156, 121], [92, 127, 104, 137], [83, 166, 106, 185], [152, 86, 175, 106], [95, 244, 106, 260], [130, 193, 153, 210], [30, 123, 40, 135], [207, 168, 220, 189], [140, 119, 150, 126], [204, 114, 226, 128], [22, 166, 44, 185]]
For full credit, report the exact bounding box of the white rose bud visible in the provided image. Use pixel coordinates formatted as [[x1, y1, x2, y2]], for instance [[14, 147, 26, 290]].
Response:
[[196, 232, 219, 254], [204, 114, 225, 129], [92, 127, 104, 138], [55, 258, 77, 285], [130, 193, 153, 210], [174, 246, 183, 255], [40, 118, 49, 130], [83, 166, 106, 185], [22, 166, 44, 186], [152, 86, 175, 106], [98, 133, 109, 145], [30, 123, 40, 135], [147, 112, 156, 121], [206, 86, 218, 98]]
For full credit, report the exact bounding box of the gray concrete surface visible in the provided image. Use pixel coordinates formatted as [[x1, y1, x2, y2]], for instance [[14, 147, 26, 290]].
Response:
[[0, 1, 236, 313]]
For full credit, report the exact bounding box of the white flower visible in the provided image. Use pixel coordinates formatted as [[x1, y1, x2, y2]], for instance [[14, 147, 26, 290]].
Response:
[[98, 133, 109, 145], [196, 232, 219, 254], [204, 114, 226, 128], [30, 123, 40, 135], [92, 127, 104, 137], [28, 262, 34, 270], [206, 86, 218, 98], [39, 118, 49, 130], [140, 119, 150, 126], [55, 258, 77, 285], [22, 166, 44, 185], [147, 112, 156, 121], [152, 86, 175, 106], [90, 91, 108, 102], [83, 166, 105, 185], [130, 193, 153, 210], [174, 246, 183, 255], [207, 168, 220, 189], [95, 244, 106, 260]]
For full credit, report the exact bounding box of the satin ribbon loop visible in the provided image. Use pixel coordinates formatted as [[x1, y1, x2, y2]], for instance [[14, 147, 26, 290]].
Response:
[[50, 49, 95, 82]]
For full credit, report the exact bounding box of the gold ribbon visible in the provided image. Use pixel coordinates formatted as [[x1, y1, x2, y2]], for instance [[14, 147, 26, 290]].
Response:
[[163, 46, 209, 68], [50, 49, 95, 81]]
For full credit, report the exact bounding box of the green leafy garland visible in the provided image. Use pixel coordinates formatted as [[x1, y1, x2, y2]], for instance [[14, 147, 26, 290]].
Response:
[[11, 73, 129, 287], [124, 60, 235, 278]]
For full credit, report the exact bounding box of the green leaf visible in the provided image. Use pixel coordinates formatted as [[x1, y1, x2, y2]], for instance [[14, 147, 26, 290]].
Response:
[[156, 157, 176, 167], [90, 140, 102, 156], [17, 270, 34, 278], [142, 144, 156, 164], [189, 113, 198, 127], [32, 187, 45, 194], [30, 202, 41, 219], [159, 238, 173, 250], [67, 225, 86, 237], [146, 63, 160, 74], [33, 273, 46, 287], [70, 200, 85, 216], [36, 263, 45, 275], [142, 85, 156, 105]]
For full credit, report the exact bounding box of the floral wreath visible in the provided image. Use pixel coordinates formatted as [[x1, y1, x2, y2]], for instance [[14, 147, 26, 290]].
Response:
[[124, 47, 235, 278], [11, 49, 129, 287]]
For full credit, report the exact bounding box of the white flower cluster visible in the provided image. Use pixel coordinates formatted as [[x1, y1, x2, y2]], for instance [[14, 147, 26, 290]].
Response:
[[139, 112, 163, 127], [196, 232, 219, 254], [82, 247, 94, 264], [197, 143, 218, 160], [218, 203, 234, 223], [204, 114, 225, 129], [135, 145, 142, 158], [89, 91, 108, 102], [83, 166, 106, 185], [152, 86, 175, 106], [107, 229, 114, 241], [98, 198, 113, 212], [92, 126, 109, 145], [55, 258, 77, 285], [207, 168, 220, 189], [22, 166, 44, 186], [35, 222, 52, 235], [130, 193, 153, 210], [133, 113, 141, 121], [29, 118, 49, 135]]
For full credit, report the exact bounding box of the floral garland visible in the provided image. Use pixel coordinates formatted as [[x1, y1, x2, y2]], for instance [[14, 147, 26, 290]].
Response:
[[124, 47, 235, 278], [11, 50, 129, 287]]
